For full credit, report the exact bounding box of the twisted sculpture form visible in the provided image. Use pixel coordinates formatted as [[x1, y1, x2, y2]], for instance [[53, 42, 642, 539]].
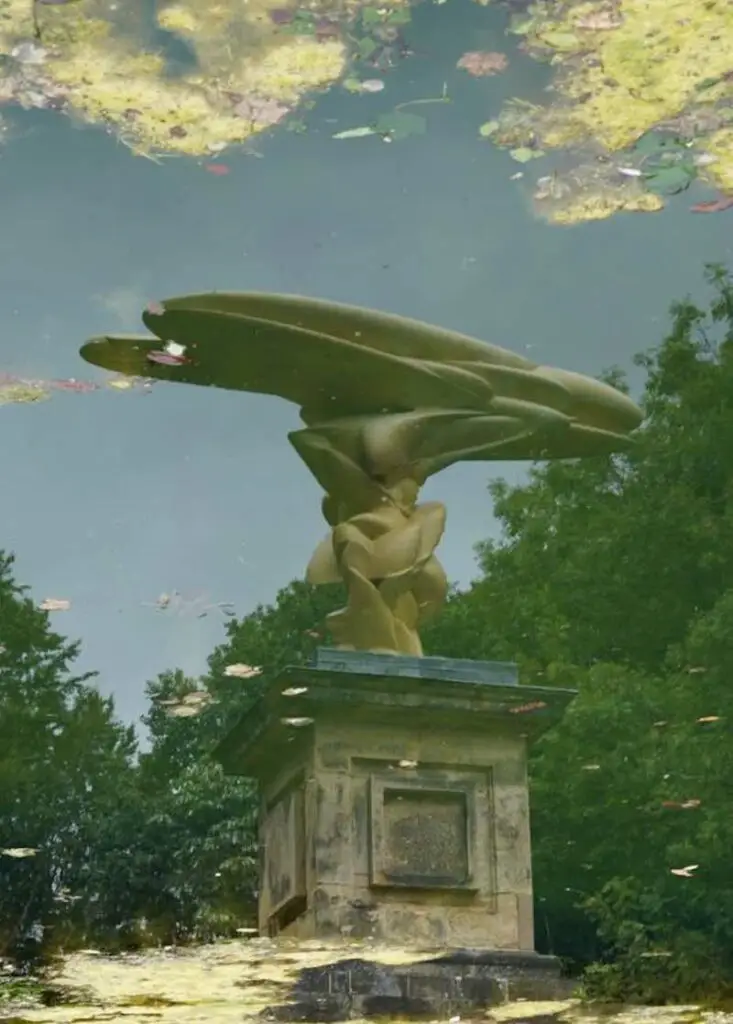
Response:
[[81, 294, 643, 656]]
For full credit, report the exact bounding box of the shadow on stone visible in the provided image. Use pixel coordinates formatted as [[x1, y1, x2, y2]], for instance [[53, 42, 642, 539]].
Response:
[[259, 949, 575, 1021]]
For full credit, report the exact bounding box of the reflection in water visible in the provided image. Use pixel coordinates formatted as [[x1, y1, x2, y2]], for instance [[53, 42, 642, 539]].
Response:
[[80, 292, 642, 655]]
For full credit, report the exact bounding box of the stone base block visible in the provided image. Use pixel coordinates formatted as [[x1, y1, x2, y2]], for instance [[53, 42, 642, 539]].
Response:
[[260, 948, 572, 1021]]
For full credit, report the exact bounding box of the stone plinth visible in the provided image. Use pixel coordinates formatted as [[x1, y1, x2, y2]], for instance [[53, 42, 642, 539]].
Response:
[[214, 648, 576, 957]]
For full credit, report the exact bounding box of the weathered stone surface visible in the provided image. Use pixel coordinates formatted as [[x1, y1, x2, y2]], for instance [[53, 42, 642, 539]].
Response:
[[214, 648, 576, 959]]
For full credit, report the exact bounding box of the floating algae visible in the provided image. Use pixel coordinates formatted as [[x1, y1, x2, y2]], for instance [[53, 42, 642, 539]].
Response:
[[481, 0, 733, 222], [0, 0, 386, 156]]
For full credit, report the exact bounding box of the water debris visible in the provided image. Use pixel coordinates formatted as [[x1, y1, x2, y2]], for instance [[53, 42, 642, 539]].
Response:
[[204, 163, 230, 175], [11, 42, 47, 64], [662, 799, 701, 810], [282, 686, 308, 696], [690, 195, 733, 212], [509, 700, 548, 714], [359, 78, 385, 92], [1, 847, 39, 858], [146, 301, 165, 316], [456, 51, 508, 76], [224, 663, 263, 679], [670, 864, 699, 878], [697, 715, 721, 723], [39, 598, 71, 611], [233, 96, 290, 127], [581, 763, 601, 771], [332, 125, 375, 138], [617, 166, 643, 177], [146, 349, 189, 366], [280, 717, 314, 727], [574, 9, 623, 30], [398, 759, 418, 769]]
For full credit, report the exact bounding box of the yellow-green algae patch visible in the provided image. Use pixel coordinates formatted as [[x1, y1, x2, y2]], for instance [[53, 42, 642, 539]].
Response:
[[485, 0, 733, 223], [5, 938, 733, 1024], [0, 0, 362, 156]]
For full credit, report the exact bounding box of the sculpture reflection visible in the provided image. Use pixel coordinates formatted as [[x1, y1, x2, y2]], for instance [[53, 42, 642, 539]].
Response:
[[80, 293, 643, 655]]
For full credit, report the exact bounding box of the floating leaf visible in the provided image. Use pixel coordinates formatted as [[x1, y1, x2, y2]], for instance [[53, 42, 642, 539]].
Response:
[[332, 125, 376, 139], [375, 110, 426, 140], [357, 36, 378, 59], [509, 146, 544, 163], [644, 164, 694, 195], [224, 663, 263, 679], [670, 864, 699, 878], [538, 31, 580, 50], [633, 132, 686, 157], [690, 195, 733, 213], [479, 120, 500, 138]]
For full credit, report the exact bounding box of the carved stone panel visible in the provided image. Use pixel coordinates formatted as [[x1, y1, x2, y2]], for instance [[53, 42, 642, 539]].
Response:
[[262, 778, 307, 925], [368, 775, 478, 890]]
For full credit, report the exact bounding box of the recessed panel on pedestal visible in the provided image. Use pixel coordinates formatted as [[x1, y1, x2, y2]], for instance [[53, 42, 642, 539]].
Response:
[[368, 775, 479, 890]]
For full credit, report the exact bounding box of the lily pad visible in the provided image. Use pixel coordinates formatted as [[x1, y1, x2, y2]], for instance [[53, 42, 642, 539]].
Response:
[[343, 77, 364, 93], [643, 164, 695, 196], [361, 6, 382, 23], [387, 7, 410, 23], [509, 146, 544, 163], [537, 31, 580, 51], [357, 36, 378, 59], [375, 110, 426, 140], [632, 132, 686, 157], [479, 120, 500, 137]]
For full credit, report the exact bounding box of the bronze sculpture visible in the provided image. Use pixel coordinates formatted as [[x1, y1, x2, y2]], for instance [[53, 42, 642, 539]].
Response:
[[80, 293, 642, 656]]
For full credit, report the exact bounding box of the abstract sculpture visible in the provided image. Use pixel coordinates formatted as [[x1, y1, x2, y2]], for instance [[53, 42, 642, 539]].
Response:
[[81, 293, 642, 656]]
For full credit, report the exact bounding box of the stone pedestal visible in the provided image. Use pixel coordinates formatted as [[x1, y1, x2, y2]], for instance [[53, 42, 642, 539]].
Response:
[[214, 648, 575, 959]]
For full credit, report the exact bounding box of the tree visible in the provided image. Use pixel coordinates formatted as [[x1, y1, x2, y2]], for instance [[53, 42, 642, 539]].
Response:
[[0, 552, 137, 964]]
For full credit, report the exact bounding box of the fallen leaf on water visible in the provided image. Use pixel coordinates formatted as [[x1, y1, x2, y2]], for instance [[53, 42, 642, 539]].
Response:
[[181, 690, 215, 706], [509, 700, 548, 714], [39, 598, 71, 611], [332, 125, 376, 139], [457, 51, 508, 76], [146, 350, 188, 366], [690, 196, 733, 213], [1, 847, 38, 858], [510, 146, 545, 163], [204, 163, 230, 175], [224, 663, 263, 679], [165, 704, 202, 718], [670, 864, 699, 878]]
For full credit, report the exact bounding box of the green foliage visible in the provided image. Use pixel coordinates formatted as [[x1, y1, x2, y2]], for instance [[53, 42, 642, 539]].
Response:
[[8, 265, 733, 1001]]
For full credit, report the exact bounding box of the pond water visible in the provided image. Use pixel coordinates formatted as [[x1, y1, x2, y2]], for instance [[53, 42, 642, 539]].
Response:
[[1, 0, 732, 730]]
